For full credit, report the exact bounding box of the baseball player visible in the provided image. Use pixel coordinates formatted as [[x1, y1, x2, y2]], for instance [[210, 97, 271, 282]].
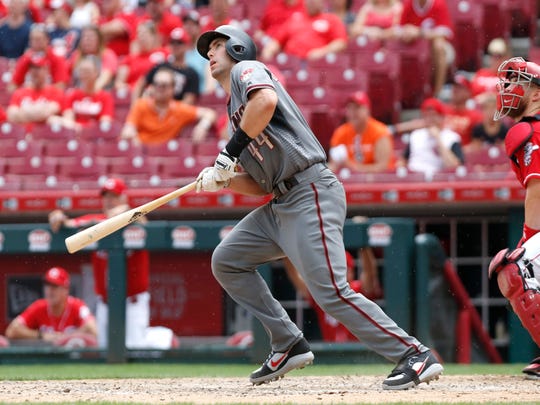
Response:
[[49, 178, 176, 350], [489, 56, 540, 379], [5, 267, 98, 347], [194, 25, 443, 389]]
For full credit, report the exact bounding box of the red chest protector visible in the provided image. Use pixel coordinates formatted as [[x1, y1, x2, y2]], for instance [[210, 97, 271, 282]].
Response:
[[505, 115, 540, 185]]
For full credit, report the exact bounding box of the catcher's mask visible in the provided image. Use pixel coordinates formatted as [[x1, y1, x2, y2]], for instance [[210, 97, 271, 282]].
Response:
[[495, 57, 540, 120]]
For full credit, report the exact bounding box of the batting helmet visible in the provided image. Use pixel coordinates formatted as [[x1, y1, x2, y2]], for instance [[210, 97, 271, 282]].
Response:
[[495, 57, 540, 120], [197, 25, 257, 62]]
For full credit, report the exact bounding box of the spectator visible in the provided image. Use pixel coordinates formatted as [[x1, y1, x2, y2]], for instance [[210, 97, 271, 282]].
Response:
[[393, 0, 454, 97], [445, 73, 482, 146], [10, 22, 70, 91], [48, 55, 114, 132], [399, 97, 464, 179], [69, 25, 118, 92], [48, 178, 178, 350], [328, 91, 395, 174], [140, 0, 183, 47], [470, 38, 511, 98], [134, 27, 199, 105], [69, 0, 100, 30], [182, 10, 214, 94], [46, 0, 81, 58], [261, 0, 348, 61], [114, 21, 169, 93], [6, 55, 64, 129], [254, 0, 305, 45], [349, 0, 403, 40], [120, 67, 216, 145], [283, 248, 383, 342], [98, 0, 139, 58], [200, 0, 234, 32], [465, 92, 508, 152], [5, 267, 98, 347], [0, 0, 33, 59]]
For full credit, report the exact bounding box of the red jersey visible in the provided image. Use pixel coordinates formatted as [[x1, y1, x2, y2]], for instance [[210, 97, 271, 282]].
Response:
[[121, 48, 169, 88], [71, 213, 150, 300], [12, 49, 70, 87], [506, 118, 540, 187], [400, 0, 454, 40], [18, 296, 94, 334], [273, 11, 348, 59], [99, 12, 139, 57], [64, 88, 114, 125], [138, 12, 183, 45], [259, 0, 305, 39], [9, 86, 64, 121], [445, 106, 483, 145], [470, 69, 499, 97]]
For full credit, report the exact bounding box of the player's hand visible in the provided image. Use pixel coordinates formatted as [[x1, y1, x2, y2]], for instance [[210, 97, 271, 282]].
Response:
[[48, 209, 66, 233], [196, 167, 230, 193], [214, 149, 238, 182]]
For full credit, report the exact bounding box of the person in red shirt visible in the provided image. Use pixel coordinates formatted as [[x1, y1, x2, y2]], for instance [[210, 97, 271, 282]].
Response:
[[5, 267, 97, 347], [139, 0, 183, 46], [48, 178, 178, 350], [445, 73, 482, 145], [328, 91, 395, 175], [7, 55, 64, 130], [261, 0, 348, 61], [394, 0, 454, 97], [49, 55, 114, 131], [470, 38, 511, 98], [10, 22, 70, 91], [254, 0, 305, 44], [98, 0, 139, 57], [200, 0, 234, 33]]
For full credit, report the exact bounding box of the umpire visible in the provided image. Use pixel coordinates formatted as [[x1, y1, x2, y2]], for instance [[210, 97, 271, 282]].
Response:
[[195, 25, 443, 390]]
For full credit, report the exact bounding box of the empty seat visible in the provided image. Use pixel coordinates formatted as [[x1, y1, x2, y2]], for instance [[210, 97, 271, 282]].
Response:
[[0, 138, 43, 158], [477, 0, 511, 49], [6, 155, 57, 177], [95, 138, 145, 161], [0, 122, 27, 140], [29, 124, 77, 140], [448, 0, 484, 71], [44, 138, 94, 160], [144, 138, 194, 158], [57, 155, 108, 181]]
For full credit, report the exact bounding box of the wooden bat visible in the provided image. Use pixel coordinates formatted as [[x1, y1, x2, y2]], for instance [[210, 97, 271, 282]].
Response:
[[65, 181, 197, 254]]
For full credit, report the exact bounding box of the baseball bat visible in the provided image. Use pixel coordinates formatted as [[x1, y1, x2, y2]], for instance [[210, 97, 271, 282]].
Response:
[[65, 181, 197, 254]]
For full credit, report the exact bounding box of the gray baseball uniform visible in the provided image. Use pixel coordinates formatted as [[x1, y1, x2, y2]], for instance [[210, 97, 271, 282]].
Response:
[[212, 60, 427, 362]]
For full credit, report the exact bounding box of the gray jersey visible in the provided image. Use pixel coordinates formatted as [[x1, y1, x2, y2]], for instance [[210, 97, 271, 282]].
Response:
[[228, 60, 326, 194]]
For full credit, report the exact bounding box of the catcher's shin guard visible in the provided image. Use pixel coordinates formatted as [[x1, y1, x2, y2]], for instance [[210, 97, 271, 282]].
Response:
[[489, 245, 540, 346]]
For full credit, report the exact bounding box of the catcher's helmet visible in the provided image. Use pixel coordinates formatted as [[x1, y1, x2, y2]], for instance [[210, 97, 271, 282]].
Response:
[[495, 57, 540, 120], [197, 25, 257, 61]]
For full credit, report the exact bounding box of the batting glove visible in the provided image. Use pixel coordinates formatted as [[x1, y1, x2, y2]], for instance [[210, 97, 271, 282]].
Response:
[[214, 149, 238, 182], [196, 167, 230, 193]]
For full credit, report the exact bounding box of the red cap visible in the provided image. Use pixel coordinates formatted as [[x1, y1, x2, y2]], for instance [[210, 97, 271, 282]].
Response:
[[420, 97, 447, 115], [453, 73, 471, 91], [347, 91, 371, 109], [44, 267, 70, 288], [100, 178, 126, 196], [170, 27, 190, 43]]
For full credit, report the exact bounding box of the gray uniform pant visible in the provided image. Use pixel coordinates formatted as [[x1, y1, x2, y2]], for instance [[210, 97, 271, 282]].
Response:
[[212, 167, 426, 363]]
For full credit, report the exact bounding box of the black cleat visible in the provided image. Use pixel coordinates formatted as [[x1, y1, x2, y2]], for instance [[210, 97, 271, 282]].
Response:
[[382, 350, 443, 390], [249, 338, 314, 385], [522, 356, 540, 380]]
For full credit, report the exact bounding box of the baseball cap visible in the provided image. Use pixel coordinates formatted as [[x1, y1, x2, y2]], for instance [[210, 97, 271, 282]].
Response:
[[488, 38, 508, 56], [453, 72, 472, 91], [347, 91, 371, 109], [420, 97, 447, 115], [44, 267, 70, 288], [170, 27, 190, 44], [100, 178, 126, 196]]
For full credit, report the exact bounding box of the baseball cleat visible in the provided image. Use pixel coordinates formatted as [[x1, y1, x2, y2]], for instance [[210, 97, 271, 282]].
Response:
[[382, 350, 443, 390], [249, 338, 314, 385], [522, 356, 540, 380]]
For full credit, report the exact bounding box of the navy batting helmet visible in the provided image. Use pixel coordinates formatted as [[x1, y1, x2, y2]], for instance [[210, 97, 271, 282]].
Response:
[[197, 25, 257, 62]]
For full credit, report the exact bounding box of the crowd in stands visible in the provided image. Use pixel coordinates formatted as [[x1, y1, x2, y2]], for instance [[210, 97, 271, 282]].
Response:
[[0, 0, 536, 191]]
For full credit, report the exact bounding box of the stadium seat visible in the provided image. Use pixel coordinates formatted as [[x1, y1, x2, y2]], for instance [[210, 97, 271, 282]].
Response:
[[144, 138, 194, 159], [44, 138, 94, 161], [95, 138, 145, 162], [6, 155, 57, 178], [56, 155, 108, 181], [194, 138, 221, 158], [159, 155, 207, 179], [477, 0, 511, 49], [107, 155, 161, 181], [354, 48, 401, 123], [448, 0, 484, 71], [0, 122, 28, 140], [0, 138, 43, 158], [505, 0, 537, 39], [324, 66, 369, 96], [386, 38, 432, 109], [29, 124, 77, 141], [464, 145, 510, 173], [80, 121, 123, 142]]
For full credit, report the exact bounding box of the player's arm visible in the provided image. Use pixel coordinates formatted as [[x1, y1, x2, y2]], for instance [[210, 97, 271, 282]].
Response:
[[239, 88, 278, 137], [5, 317, 41, 340]]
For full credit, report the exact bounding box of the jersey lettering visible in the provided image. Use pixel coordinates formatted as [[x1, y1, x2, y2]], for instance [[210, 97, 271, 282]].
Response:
[[247, 132, 274, 161]]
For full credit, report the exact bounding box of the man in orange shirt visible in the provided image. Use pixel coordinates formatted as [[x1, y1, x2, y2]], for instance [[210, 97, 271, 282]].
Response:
[[120, 67, 216, 145], [328, 91, 395, 174]]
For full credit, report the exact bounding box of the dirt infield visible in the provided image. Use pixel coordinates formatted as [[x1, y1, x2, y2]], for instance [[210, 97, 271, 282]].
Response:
[[2, 375, 539, 404]]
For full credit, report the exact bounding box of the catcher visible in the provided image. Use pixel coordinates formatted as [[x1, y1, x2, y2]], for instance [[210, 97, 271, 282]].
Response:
[[490, 56, 540, 379]]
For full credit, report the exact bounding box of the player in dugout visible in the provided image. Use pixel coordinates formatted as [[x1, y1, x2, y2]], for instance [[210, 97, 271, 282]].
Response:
[[194, 25, 443, 389], [489, 56, 540, 379]]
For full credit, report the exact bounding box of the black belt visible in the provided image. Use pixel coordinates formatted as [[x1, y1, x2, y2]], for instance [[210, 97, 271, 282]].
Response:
[[273, 163, 326, 198]]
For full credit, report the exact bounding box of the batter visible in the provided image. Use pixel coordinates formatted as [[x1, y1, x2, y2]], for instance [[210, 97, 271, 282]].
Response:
[[195, 25, 443, 390]]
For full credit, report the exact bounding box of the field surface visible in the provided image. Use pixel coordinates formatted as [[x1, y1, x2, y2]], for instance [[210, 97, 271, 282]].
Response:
[[0, 363, 538, 404]]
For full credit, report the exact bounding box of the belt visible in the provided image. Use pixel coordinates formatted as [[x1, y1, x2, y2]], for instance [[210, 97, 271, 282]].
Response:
[[273, 163, 326, 199]]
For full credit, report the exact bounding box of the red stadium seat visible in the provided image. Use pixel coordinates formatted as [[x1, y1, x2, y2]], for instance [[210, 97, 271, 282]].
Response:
[[80, 121, 123, 142], [0, 122, 28, 140], [194, 138, 221, 157], [464, 145, 510, 173], [95, 139, 145, 161], [56, 155, 108, 181], [6, 156, 57, 177], [44, 138, 94, 160], [29, 124, 77, 141], [477, 0, 511, 49], [0, 138, 43, 158], [144, 138, 194, 159], [448, 0, 484, 71], [108, 155, 161, 183]]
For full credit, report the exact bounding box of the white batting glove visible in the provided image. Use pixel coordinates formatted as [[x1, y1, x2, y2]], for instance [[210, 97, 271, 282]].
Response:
[[214, 149, 238, 182], [196, 167, 230, 193]]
